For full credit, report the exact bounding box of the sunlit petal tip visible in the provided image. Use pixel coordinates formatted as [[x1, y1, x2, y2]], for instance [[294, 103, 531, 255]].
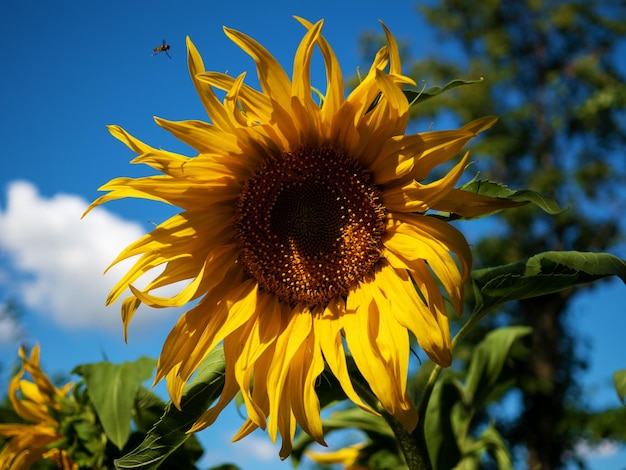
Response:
[[106, 123, 122, 135], [185, 36, 205, 76], [462, 115, 499, 133], [152, 115, 168, 128], [222, 25, 247, 47], [293, 16, 324, 31], [378, 20, 401, 73]]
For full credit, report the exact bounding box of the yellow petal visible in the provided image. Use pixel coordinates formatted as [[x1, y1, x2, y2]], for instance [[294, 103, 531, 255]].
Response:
[[223, 26, 301, 148], [357, 70, 410, 166], [234, 293, 282, 426], [186, 37, 238, 132], [196, 71, 273, 123], [380, 21, 402, 75], [290, 19, 323, 143], [223, 27, 291, 107], [154, 117, 240, 155], [266, 304, 312, 441], [293, 16, 345, 125], [343, 277, 417, 430], [286, 322, 325, 443], [382, 150, 470, 214], [315, 298, 373, 413], [384, 213, 471, 313], [178, 278, 258, 383], [384, 252, 452, 366]]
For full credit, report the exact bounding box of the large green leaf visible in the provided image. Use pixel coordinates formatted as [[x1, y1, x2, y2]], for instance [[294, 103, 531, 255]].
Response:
[[614, 370, 626, 404], [114, 346, 227, 469], [73, 356, 156, 450], [403, 78, 485, 106], [424, 329, 526, 470], [424, 376, 464, 470], [471, 251, 626, 317], [463, 326, 531, 404]]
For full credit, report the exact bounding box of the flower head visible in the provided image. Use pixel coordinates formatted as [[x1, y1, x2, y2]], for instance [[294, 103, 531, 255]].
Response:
[[0, 345, 75, 470], [86, 18, 513, 457]]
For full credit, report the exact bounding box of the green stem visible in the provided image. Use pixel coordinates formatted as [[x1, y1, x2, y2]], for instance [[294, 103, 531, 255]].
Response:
[[409, 309, 489, 468], [352, 376, 432, 470], [383, 408, 432, 470]]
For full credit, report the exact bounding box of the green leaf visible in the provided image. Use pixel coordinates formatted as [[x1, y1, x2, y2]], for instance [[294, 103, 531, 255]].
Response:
[[464, 326, 531, 405], [367, 78, 484, 114], [471, 251, 626, 317], [317, 407, 394, 438], [614, 370, 626, 404], [459, 180, 563, 215], [475, 424, 514, 470], [403, 78, 485, 105], [314, 364, 350, 409], [73, 356, 156, 450], [114, 346, 226, 469], [424, 376, 464, 470], [291, 406, 394, 466]]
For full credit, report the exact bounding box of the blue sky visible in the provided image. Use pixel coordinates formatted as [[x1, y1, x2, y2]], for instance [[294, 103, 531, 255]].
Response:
[[0, 1, 624, 469]]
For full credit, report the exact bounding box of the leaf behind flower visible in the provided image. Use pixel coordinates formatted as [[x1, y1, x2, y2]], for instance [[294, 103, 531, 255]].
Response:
[[73, 356, 156, 450], [404, 78, 485, 106], [113, 347, 226, 469], [471, 251, 626, 318]]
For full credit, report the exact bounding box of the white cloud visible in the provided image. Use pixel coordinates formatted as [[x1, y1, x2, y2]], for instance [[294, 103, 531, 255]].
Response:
[[0, 312, 22, 343], [575, 439, 619, 459], [231, 435, 280, 462], [196, 418, 285, 467], [0, 180, 180, 332]]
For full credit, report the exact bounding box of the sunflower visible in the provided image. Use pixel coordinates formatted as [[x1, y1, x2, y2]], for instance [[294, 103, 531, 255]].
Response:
[[86, 18, 516, 458], [0, 345, 75, 470]]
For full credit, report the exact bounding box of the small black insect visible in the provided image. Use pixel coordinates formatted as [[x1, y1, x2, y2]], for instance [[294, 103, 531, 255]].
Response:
[[152, 39, 172, 59]]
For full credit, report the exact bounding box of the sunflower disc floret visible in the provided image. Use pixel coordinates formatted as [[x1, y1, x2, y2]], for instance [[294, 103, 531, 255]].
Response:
[[235, 146, 386, 306]]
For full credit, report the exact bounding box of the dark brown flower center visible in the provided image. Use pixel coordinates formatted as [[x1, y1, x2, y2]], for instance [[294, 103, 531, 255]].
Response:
[[234, 147, 386, 306]]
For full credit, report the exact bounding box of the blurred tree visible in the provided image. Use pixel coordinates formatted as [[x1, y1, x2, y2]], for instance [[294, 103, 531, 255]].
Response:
[[359, 0, 626, 468]]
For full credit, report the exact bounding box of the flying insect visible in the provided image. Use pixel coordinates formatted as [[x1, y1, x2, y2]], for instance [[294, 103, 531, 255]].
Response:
[[152, 40, 172, 59]]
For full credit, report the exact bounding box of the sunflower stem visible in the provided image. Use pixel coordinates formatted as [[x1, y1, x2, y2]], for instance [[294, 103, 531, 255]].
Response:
[[407, 304, 491, 469], [352, 375, 432, 470], [383, 408, 433, 470]]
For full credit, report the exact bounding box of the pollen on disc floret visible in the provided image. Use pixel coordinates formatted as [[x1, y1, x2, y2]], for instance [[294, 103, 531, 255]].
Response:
[[235, 146, 387, 307]]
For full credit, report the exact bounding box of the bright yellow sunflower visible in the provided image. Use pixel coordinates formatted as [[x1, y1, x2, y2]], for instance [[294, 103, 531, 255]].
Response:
[[85, 18, 517, 458], [0, 345, 75, 470]]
